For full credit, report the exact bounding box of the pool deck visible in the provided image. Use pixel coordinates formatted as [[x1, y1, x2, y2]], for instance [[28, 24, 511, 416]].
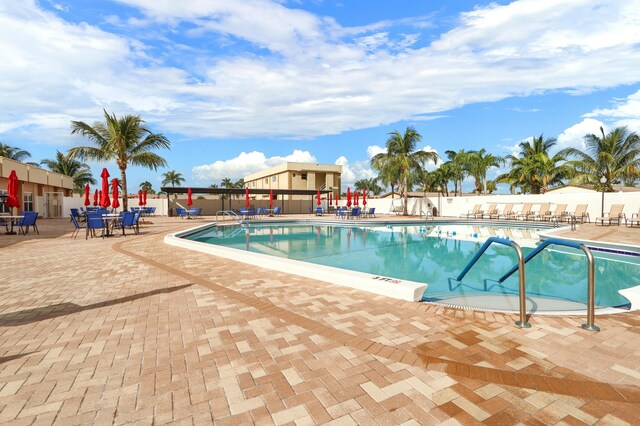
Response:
[[1, 215, 639, 424]]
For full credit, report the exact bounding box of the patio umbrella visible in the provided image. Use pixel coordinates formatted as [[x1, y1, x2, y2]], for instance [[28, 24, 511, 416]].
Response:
[[346, 187, 351, 207], [187, 188, 193, 207], [100, 168, 110, 208], [138, 190, 143, 206], [317, 189, 321, 206], [245, 187, 250, 207], [269, 189, 273, 207], [93, 189, 99, 206], [142, 189, 147, 206], [111, 178, 120, 210], [83, 184, 91, 207], [5, 170, 20, 210], [362, 188, 367, 206], [354, 191, 359, 206]]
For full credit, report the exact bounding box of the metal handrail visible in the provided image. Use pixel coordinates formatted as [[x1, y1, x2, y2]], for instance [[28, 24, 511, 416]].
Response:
[[216, 210, 247, 225], [498, 237, 599, 331], [456, 237, 530, 328]]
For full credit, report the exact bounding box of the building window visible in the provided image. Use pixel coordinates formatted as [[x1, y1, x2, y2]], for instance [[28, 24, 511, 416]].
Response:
[[0, 190, 7, 213], [264, 178, 268, 184], [301, 173, 307, 180], [252, 181, 256, 187], [24, 192, 33, 211], [272, 176, 277, 182]]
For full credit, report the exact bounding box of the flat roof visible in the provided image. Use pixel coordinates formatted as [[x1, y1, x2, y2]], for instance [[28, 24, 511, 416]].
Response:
[[160, 187, 332, 196]]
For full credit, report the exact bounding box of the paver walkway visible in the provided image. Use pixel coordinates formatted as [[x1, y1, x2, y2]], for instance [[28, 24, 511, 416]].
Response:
[[1, 216, 639, 424]]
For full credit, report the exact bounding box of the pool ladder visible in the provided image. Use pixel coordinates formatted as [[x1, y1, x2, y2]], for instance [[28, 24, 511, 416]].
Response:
[[455, 237, 599, 331], [216, 210, 247, 226]]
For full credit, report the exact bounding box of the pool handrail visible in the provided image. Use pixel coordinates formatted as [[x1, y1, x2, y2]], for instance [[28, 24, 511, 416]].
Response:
[[216, 210, 247, 225], [455, 237, 530, 329], [498, 237, 599, 331]]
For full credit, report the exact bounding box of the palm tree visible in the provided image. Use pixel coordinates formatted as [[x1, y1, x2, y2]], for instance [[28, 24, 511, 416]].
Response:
[[139, 181, 155, 194], [221, 177, 233, 188], [503, 134, 571, 194], [444, 149, 468, 196], [371, 127, 439, 215], [162, 170, 185, 187], [464, 149, 502, 194], [40, 150, 96, 193], [68, 110, 170, 210], [560, 126, 640, 191], [0, 142, 39, 166], [364, 178, 384, 196]]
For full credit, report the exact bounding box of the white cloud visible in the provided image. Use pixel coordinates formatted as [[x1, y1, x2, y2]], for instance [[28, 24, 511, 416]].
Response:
[[583, 89, 640, 134], [335, 156, 375, 188], [191, 149, 316, 182], [366, 145, 385, 158], [2, 0, 640, 143], [556, 118, 606, 151]]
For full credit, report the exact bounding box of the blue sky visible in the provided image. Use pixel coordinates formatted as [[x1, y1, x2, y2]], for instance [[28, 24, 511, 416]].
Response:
[[1, 0, 640, 194]]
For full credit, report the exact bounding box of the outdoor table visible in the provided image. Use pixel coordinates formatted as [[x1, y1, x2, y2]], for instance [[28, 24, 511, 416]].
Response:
[[101, 213, 121, 237], [0, 215, 24, 235]]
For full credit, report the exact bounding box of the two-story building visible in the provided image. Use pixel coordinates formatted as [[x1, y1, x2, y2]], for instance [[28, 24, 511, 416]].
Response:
[[243, 162, 342, 201]]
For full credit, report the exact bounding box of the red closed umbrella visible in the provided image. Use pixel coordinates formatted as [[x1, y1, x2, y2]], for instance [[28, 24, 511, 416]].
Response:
[[111, 178, 120, 209], [6, 170, 20, 209], [142, 189, 147, 206], [362, 188, 367, 206], [346, 187, 351, 207], [100, 168, 110, 208], [245, 187, 250, 207], [93, 189, 99, 206], [317, 189, 321, 206], [138, 190, 143, 206], [269, 189, 273, 207], [187, 188, 193, 207], [83, 184, 91, 207], [354, 191, 359, 206]]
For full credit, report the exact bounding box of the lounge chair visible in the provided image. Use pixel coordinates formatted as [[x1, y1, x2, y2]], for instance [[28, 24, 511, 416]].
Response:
[[595, 204, 625, 226], [546, 204, 567, 222], [515, 203, 533, 221], [530, 204, 551, 221], [463, 204, 482, 219], [482, 204, 497, 219], [626, 208, 640, 227], [497, 204, 514, 220], [562, 204, 589, 224]]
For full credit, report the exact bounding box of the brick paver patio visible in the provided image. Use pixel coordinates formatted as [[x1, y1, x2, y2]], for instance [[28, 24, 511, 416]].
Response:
[[1, 216, 639, 424]]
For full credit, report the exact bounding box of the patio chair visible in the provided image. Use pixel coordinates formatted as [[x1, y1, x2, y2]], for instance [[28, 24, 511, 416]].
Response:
[[595, 204, 625, 226], [366, 207, 376, 218], [546, 204, 567, 222], [497, 204, 514, 220], [18, 211, 39, 235], [463, 204, 482, 219], [482, 204, 497, 219], [515, 203, 533, 221], [626, 208, 640, 227], [196, 207, 202, 218], [316, 207, 323, 216], [530, 203, 551, 221], [70, 208, 82, 222], [273, 206, 282, 216], [350, 207, 361, 219], [86, 213, 104, 239], [117, 211, 137, 236], [70, 214, 86, 239]]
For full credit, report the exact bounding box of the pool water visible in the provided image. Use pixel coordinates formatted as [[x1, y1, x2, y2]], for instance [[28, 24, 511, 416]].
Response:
[[184, 223, 640, 310]]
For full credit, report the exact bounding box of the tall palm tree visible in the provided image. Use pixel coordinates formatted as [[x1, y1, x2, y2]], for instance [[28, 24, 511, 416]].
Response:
[[139, 181, 155, 194], [444, 149, 467, 196], [40, 150, 96, 194], [371, 127, 439, 215], [68, 110, 170, 210], [560, 126, 640, 191], [464, 149, 502, 194], [221, 177, 233, 188], [162, 170, 185, 187], [0, 142, 39, 166]]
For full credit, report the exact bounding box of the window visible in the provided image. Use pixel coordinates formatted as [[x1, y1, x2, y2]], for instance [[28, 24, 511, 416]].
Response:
[[23, 192, 33, 211], [272, 176, 277, 182], [264, 178, 268, 184], [301, 173, 307, 180], [0, 190, 7, 213], [252, 182, 256, 187]]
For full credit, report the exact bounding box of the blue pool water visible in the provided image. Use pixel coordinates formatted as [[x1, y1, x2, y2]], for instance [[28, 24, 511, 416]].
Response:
[[183, 222, 640, 310]]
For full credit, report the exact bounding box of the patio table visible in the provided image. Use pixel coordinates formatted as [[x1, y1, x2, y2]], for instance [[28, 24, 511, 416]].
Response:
[[0, 215, 24, 235], [102, 213, 121, 237]]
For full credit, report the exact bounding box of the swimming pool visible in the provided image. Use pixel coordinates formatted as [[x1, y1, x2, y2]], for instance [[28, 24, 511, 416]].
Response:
[[169, 221, 640, 313]]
